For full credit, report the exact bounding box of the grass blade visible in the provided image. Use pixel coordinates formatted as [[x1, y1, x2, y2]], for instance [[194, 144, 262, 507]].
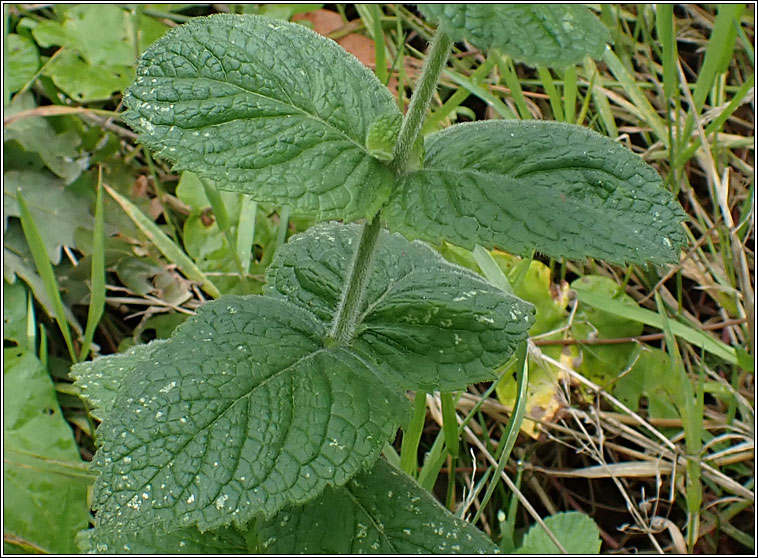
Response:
[[495, 53, 532, 120], [563, 65, 577, 123], [17, 191, 77, 362], [418, 430, 447, 491], [472, 342, 528, 524], [368, 3, 387, 84], [472, 245, 514, 294], [236, 195, 257, 276], [25, 285, 36, 352], [691, 4, 745, 113], [78, 168, 106, 361], [104, 183, 221, 299], [602, 47, 667, 140], [675, 75, 754, 168], [423, 57, 496, 132], [440, 391, 459, 458], [656, 4, 677, 99], [574, 286, 743, 367], [536, 66, 564, 121], [442, 67, 517, 120], [400, 390, 428, 477], [656, 293, 702, 552], [200, 177, 250, 292], [583, 58, 618, 138]]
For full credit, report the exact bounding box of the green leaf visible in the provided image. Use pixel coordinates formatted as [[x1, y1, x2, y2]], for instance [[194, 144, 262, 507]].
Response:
[[30, 5, 166, 102], [74, 221, 533, 536], [570, 275, 643, 383], [4, 169, 93, 265], [5, 93, 83, 184], [76, 524, 248, 554], [32, 5, 164, 66], [418, 4, 611, 68], [612, 347, 678, 420], [70, 340, 169, 421], [266, 222, 535, 391], [573, 284, 741, 365], [6, 34, 40, 93], [77, 296, 408, 533], [3, 280, 29, 346], [3, 222, 83, 337], [366, 113, 402, 162], [385, 121, 687, 265], [3, 347, 90, 554], [258, 458, 498, 554], [43, 50, 134, 103], [123, 14, 399, 221], [516, 511, 602, 554]]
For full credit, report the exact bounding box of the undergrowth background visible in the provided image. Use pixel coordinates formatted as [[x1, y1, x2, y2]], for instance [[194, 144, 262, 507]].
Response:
[[2, 3, 754, 554]]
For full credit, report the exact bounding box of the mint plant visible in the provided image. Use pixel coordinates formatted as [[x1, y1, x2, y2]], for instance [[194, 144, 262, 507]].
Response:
[[73, 5, 686, 554]]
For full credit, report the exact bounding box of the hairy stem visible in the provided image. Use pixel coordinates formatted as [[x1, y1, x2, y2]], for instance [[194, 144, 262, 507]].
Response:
[[391, 29, 452, 173], [326, 213, 383, 346], [327, 28, 452, 346]]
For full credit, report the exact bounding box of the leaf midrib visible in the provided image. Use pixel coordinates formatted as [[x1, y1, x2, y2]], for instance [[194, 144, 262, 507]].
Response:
[[134, 74, 372, 153]]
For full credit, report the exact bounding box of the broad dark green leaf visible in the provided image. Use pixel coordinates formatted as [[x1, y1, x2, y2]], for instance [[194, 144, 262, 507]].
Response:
[[123, 14, 399, 221], [74, 221, 533, 537], [385, 121, 687, 265], [266, 222, 534, 391], [77, 523, 248, 554], [418, 4, 610, 67], [4, 347, 90, 554], [259, 458, 498, 554], [80, 296, 406, 533], [70, 340, 168, 422]]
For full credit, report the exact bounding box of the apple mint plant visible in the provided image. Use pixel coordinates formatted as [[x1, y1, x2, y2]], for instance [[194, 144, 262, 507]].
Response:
[[73, 5, 686, 554]]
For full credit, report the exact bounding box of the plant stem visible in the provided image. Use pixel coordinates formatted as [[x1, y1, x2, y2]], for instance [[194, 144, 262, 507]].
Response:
[[327, 27, 453, 346], [326, 213, 383, 346], [391, 29, 452, 173]]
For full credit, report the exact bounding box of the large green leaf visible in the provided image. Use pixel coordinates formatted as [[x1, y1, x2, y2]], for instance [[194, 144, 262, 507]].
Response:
[[81, 296, 406, 533], [74, 221, 533, 536], [266, 222, 534, 391], [258, 458, 498, 554], [385, 121, 687, 265], [418, 4, 610, 67], [123, 14, 399, 221], [3, 347, 90, 554], [76, 524, 249, 554], [70, 341, 169, 422]]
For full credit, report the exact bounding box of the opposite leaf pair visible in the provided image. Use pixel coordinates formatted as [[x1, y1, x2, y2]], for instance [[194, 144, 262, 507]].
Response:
[[74, 223, 533, 546], [124, 14, 686, 268]]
